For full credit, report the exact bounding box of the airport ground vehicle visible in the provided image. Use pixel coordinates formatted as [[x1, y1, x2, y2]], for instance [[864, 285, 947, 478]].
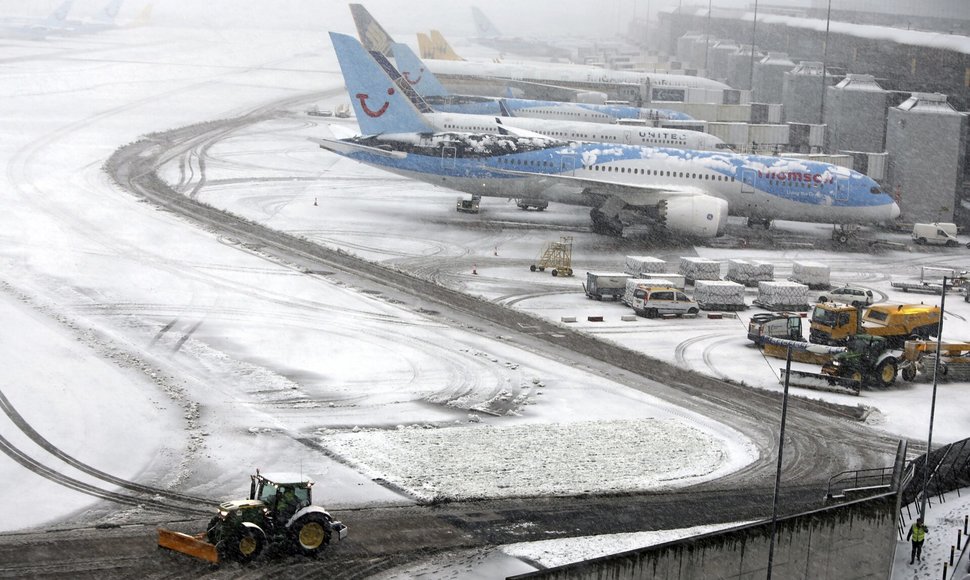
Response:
[[747, 312, 804, 345], [818, 335, 899, 388], [818, 285, 873, 307], [775, 335, 900, 393], [808, 303, 940, 346], [584, 272, 631, 301], [158, 472, 347, 564], [900, 339, 970, 381], [456, 197, 480, 213], [530, 236, 573, 277], [516, 198, 548, 211], [630, 287, 699, 318], [912, 222, 963, 246]]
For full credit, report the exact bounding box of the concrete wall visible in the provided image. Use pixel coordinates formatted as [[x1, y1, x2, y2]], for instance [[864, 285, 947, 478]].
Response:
[[886, 94, 967, 223], [508, 494, 898, 580]]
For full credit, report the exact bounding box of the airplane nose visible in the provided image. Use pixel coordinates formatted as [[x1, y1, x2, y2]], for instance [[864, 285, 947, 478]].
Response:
[[889, 201, 901, 220]]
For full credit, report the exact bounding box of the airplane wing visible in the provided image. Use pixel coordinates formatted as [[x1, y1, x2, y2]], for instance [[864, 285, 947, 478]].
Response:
[[311, 137, 407, 159], [490, 166, 702, 206]]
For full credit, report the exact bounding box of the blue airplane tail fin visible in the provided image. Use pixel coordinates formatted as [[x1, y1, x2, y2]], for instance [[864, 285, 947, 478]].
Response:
[[390, 43, 451, 98], [330, 32, 434, 136]]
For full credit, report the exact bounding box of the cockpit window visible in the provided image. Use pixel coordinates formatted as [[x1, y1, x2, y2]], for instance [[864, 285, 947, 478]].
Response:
[[870, 186, 883, 194]]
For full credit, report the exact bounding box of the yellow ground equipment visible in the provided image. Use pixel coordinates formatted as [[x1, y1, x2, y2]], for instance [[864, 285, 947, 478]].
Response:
[[809, 303, 940, 346], [900, 339, 970, 381], [158, 471, 347, 564], [530, 236, 573, 277]]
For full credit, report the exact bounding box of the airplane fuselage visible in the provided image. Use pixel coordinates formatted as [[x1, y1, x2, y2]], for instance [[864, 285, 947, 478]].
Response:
[[427, 111, 725, 151], [320, 133, 898, 226]]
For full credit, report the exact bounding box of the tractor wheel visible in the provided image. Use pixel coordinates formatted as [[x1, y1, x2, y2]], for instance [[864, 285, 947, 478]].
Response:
[[225, 524, 266, 563], [875, 358, 898, 388], [901, 365, 917, 381], [530, 265, 537, 272], [848, 370, 864, 383], [551, 269, 558, 277], [205, 516, 222, 545], [289, 513, 332, 556]]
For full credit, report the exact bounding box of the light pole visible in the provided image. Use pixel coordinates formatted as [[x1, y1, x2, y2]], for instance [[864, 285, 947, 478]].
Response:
[[748, 0, 759, 91], [919, 276, 962, 516], [766, 346, 793, 579], [704, 0, 712, 71], [819, 0, 833, 125]]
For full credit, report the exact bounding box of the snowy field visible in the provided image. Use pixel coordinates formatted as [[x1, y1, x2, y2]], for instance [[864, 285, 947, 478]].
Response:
[[0, 4, 968, 578]]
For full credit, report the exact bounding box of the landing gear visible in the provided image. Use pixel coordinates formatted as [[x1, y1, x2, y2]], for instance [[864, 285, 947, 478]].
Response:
[[832, 224, 860, 245], [746, 217, 772, 229], [590, 209, 624, 236]]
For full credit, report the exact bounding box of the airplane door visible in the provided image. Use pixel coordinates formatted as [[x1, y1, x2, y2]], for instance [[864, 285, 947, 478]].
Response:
[[741, 168, 756, 193], [835, 177, 849, 203], [441, 146, 457, 171], [559, 155, 576, 176]]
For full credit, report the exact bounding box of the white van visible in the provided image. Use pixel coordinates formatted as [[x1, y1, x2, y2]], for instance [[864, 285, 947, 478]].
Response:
[[912, 223, 961, 247], [630, 287, 699, 318]]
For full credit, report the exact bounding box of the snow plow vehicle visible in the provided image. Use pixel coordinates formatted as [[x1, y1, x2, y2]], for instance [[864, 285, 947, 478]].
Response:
[[158, 471, 347, 564], [808, 302, 940, 347]]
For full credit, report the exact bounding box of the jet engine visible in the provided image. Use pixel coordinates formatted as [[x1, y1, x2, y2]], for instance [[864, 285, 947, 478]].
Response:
[[658, 195, 728, 238]]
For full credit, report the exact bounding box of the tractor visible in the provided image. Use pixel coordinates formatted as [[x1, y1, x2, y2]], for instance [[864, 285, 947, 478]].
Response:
[[158, 471, 347, 564], [820, 334, 899, 388]]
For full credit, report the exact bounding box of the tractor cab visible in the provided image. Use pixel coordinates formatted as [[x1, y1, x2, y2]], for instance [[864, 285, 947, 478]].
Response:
[[252, 472, 312, 522]]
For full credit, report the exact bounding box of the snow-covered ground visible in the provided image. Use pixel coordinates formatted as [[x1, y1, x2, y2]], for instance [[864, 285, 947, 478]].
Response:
[[1, 6, 968, 578]]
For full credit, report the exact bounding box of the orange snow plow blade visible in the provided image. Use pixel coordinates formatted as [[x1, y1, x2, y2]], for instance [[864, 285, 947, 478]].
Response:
[[157, 528, 219, 564]]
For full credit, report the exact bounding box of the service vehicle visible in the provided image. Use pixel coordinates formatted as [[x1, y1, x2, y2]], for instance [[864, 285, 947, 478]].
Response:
[[747, 312, 804, 345], [912, 222, 962, 246], [516, 198, 549, 211], [630, 286, 699, 318], [584, 272, 632, 301], [777, 335, 900, 393], [900, 339, 970, 381], [808, 302, 940, 346], [817, 285, 873, 307], [456, 197, 480, 213], [158, 471, 347, 564]]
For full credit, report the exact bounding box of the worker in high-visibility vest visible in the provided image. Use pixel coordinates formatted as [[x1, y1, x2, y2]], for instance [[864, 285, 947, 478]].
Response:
[[906, 518, 928, 564]]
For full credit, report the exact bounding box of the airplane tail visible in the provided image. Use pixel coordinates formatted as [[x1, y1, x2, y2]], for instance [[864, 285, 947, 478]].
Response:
[[417, 33, 435, 60], [126, 3, 152, 28], [45, 0, 74, 26], [471, 6, 502, 38], [429, 30, 464, 61], [391, 43, 451, 98], [329, 32, 434, 136], [348, 3, 394, 57], [95, 0, 123, 24]]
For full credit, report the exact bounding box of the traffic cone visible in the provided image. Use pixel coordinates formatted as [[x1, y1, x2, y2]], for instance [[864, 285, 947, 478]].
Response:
[[472, 264, 478, 275]]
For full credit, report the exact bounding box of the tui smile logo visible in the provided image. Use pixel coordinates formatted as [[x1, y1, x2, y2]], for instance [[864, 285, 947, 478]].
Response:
[[356, 87, 394, 117], [402, 68, 424, 85]]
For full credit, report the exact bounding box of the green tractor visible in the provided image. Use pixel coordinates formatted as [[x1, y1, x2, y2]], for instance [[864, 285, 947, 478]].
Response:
[[159, 471, 347, 564], [821, 334, 899, 388]]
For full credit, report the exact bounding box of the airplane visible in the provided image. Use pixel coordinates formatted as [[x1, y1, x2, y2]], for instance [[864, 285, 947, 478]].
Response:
[[469, 6, 572, 60], [44, 0, 126, 36], [391, 42, 695, 123], [349, 4, 731, 104], [0, 1, 74, 40], [333, 34, 725, 155], [318, 32, 900, 240]]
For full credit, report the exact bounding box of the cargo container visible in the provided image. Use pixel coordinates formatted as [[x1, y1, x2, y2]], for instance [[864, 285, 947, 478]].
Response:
[[584, 272, 632, 301]]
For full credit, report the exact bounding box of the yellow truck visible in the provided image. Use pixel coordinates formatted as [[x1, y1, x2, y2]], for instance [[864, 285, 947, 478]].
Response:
[[808, 303, 940, 347]]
